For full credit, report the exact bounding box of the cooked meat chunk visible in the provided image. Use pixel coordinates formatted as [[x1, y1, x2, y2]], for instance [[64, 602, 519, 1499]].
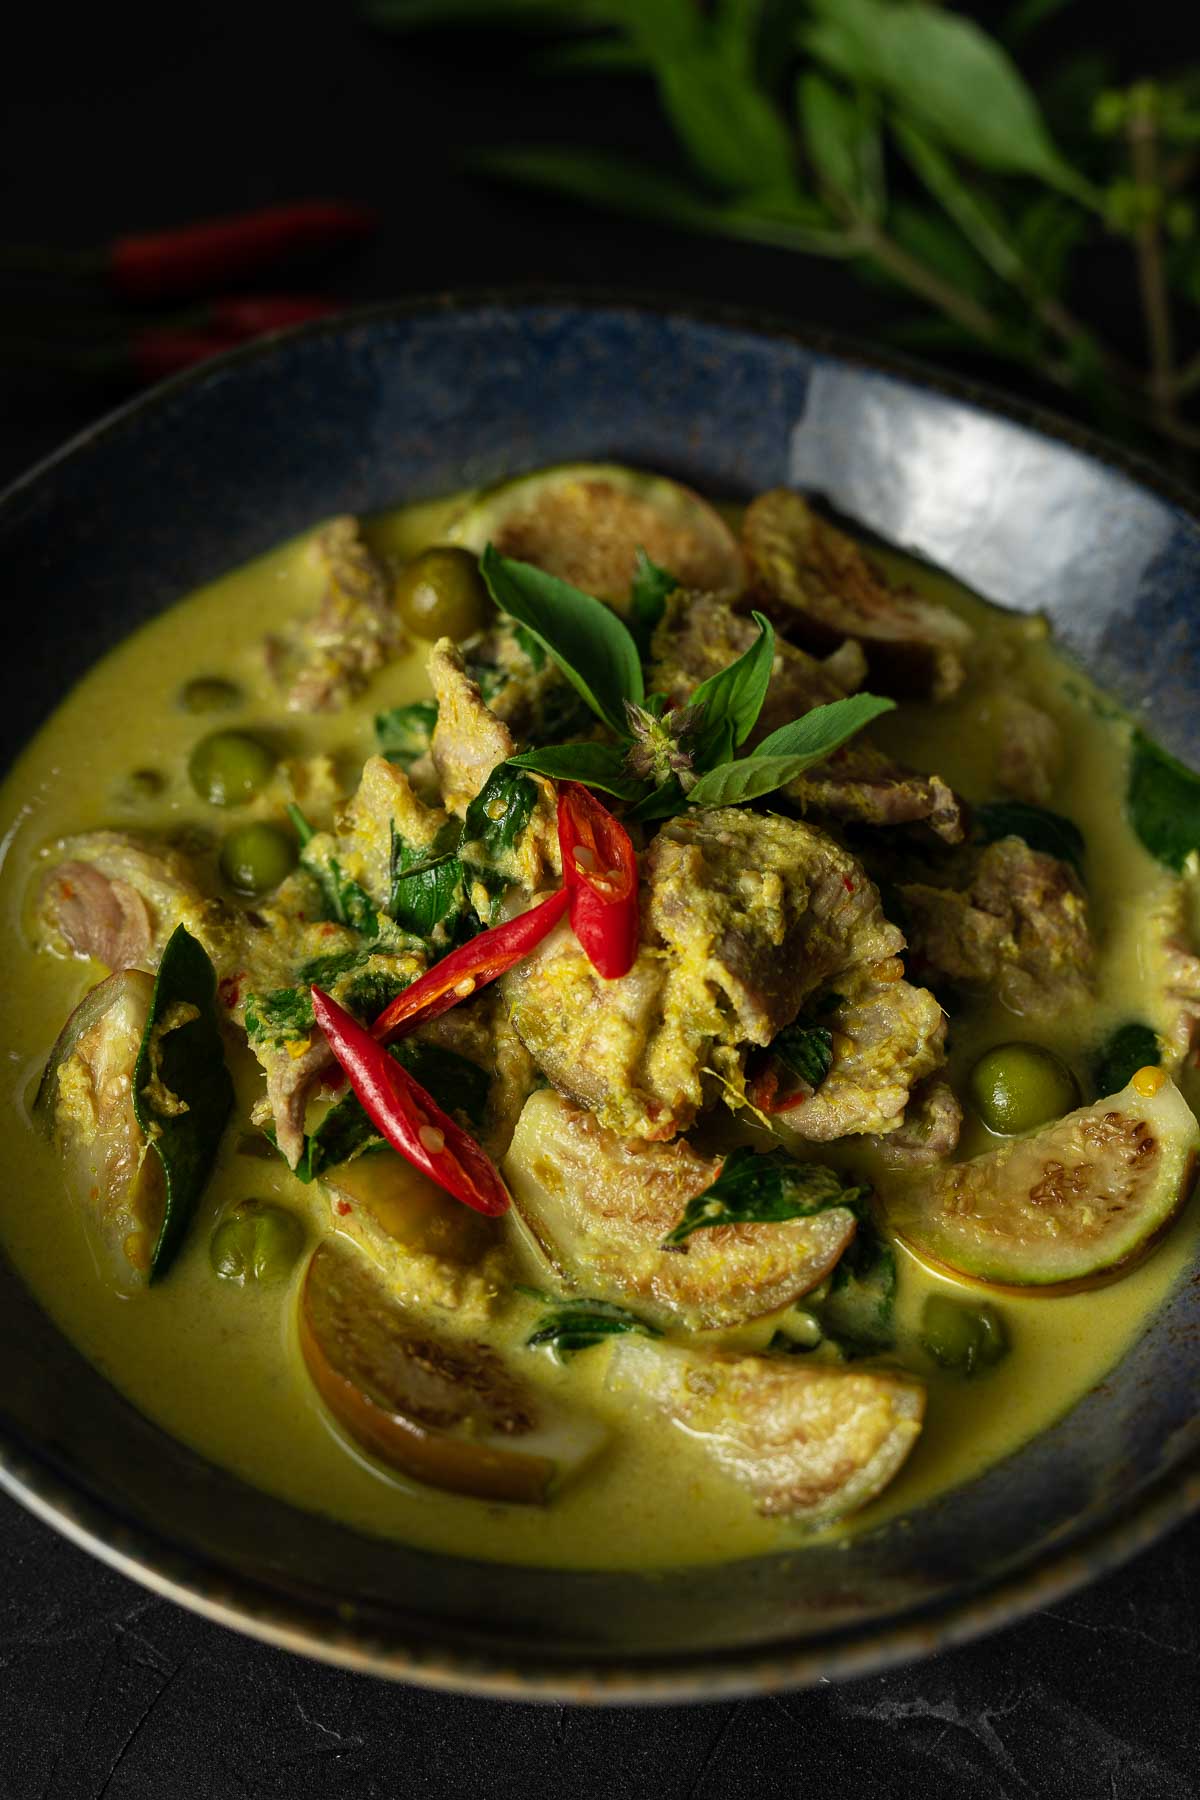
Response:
[[37, 832, 217, 970], [1146, 884, 1200, 1071], [867, 1079, 963, 1168], [505, 809, 905, 1140], [770, 961, 947, 1142], [429, 637, 516, 816], [785, 744, 965, 843], [505, 1089, 858, 1330], [340, 752, 448, 901], [608, 1338, 924, 1522], [262, 1036, 338, 1170], [428, 639, 561, 895], [743, 489, 971, 700], [649, 590, 862, 733], [286, 517, 407, 712], [650, 593, 964, 842], [995, 695, 1063, 805], [900, 836, 1092, 1016]]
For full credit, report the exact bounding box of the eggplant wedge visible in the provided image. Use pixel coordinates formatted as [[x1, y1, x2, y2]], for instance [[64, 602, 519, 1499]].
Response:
[[609, 1337, 924, 1523], [299, 1239, 606, 1503], [504, 1089, 858, 1331], [883, 1071, 1199, 1290]]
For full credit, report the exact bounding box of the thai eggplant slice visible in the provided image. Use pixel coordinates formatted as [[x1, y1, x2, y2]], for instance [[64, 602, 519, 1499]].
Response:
[[503, 1089, 858, 1331], [33, 969, 163, 1290], [299, 1238, 606, 1503], [607, 1337, 924, 1524], [882, 1072, 1199, 1290], [446, 462, 744, 613]]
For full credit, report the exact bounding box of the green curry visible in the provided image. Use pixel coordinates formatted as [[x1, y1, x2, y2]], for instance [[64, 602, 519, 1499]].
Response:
[[1, 465, 1198, 1570]]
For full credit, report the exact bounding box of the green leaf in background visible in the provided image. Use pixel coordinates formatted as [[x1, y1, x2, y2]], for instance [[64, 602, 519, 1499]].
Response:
[[663, 1147, 868, 1246], [686, 691, 894, 807], [132, 926, 234, 1280], [480, 544, 643, 733], [1127, 731, 1200, 871], [1091, 1021, 1161, 1098], [686, 610, 776, 767], [468, 148, 848, 255], [975, 799, 1086, 872], [804, 0, 1096, 201], [506, 742, 648, 802], [799, 72, 885, 221], [628, 547, 678, 656]]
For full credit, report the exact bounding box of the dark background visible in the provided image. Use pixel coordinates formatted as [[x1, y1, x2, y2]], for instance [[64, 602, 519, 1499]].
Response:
[[2, 7, 1199, 1796]]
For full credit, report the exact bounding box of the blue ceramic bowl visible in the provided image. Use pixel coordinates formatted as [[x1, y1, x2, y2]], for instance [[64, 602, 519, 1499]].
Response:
[[1, 296, 1198, 1701]]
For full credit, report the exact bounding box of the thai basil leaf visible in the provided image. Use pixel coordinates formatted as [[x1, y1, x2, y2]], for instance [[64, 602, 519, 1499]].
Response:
[[132, 926, 234, 1280], [296, 948, 363, 989], [461, 763, 538, 861], [374, 700, 438, 769], [341, 966, 416, 1020], [1127, 731, 1200, 872], [628, 548, 678, 657], [663, 1147, 868, 1246], [687, 611, 775, 766], [1092, 1022, 1161, 1098], [506, 743, 648, 803], [293, 810, 379, 936], [244, 986, 315, 1047], [468, 148, 846, 255], [298, 1041, 490, 1182], [804, 0, 1094, 200], [975, 800, 1085, 873], [522, 1292, 661, 1359], [799, 72, 884, 220], [388, 820, 470, 942], [686, 692, 894, 807], [771, 1022, 834, 1090], [480, 544, 644, 734]]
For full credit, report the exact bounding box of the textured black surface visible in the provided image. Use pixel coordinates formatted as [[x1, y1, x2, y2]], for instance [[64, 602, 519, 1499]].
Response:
[[2, 7, 1199, 1795]]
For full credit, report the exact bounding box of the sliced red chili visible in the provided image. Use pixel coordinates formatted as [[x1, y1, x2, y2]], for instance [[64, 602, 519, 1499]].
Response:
[[557, 783, 639, 980], [108, 201, 378, 300], [311, 988, 510, 1218], [371, 886, 569, 1045]]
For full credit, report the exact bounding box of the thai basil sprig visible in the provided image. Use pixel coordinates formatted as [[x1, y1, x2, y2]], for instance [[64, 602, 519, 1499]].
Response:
[[481, 545, 894, 813]]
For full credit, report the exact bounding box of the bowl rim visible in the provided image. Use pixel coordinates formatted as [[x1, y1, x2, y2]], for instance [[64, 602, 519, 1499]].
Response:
[[2, 287, 1199, 1705]]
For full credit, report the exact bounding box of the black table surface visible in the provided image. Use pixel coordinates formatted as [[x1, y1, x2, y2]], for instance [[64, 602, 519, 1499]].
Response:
[[2, 9, 1198, 1797]]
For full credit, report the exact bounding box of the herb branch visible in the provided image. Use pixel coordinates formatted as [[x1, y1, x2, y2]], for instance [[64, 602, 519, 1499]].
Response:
[[367, 0, 1200, 469]]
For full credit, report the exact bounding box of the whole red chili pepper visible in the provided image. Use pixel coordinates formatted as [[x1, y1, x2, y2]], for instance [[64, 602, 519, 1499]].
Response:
[[312, 989, 510, 1217], [557, 783, 640, 980], [107, 201, 378, 300], [372, 886, 570, 1044]]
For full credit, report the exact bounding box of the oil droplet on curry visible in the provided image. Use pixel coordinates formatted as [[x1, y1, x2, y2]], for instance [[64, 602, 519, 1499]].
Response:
[[1, 466, 1198, 1571]]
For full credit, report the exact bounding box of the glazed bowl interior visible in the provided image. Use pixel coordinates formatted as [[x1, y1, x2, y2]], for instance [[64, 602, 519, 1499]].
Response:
[[2, 297, 1199, 1701]]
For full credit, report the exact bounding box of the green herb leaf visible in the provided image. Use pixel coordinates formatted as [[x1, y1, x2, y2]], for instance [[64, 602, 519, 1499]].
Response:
[[663, 1147, 868, 1246], [388, 821, 470, 940], [656, 43, 799, 196], [524, 1293, 661, 1359], [687, 611, 776, 766], [506, 743, 649, 802], [1091, 1022, 1161, 1097], [817, 1214, 897, 1358], [799, 72, 884, 220], [374, 700, 438, 769], [132, 926, 234, 1280], [244, 986, 315, 1047], [804, 0, 1095, 200], [686, 692, 894, 807], [461, 763, 538, 860], [975, 800, 1085, 872], [1127, 731, 1200, 871], [771, 1021, 834, 1090], [629, 548, 678, 657], [480, 544, 643, 734]]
